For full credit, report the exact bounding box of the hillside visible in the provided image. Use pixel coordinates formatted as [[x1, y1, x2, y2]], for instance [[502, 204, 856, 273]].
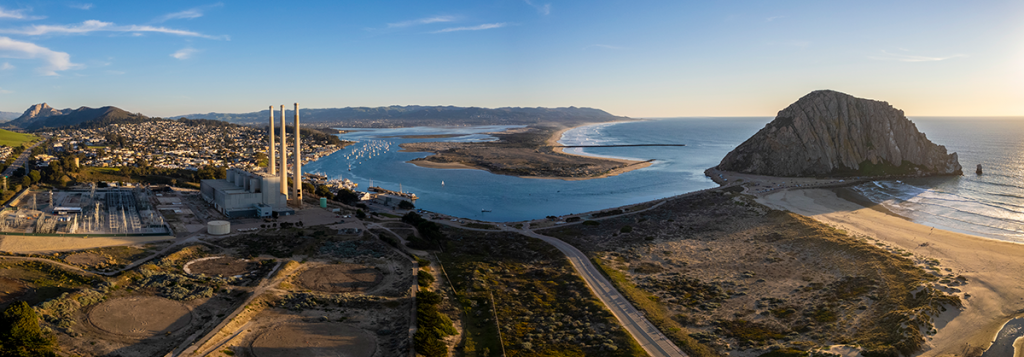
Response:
[[174, 105, 628, 127], [0, 129, 37, 147], [6, 103, 153, 131]]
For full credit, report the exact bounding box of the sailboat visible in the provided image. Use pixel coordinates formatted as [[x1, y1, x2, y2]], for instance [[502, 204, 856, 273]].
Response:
[[441, 181, 445, 187]]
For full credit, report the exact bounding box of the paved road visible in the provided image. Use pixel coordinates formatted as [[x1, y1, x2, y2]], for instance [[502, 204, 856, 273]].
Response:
[[2, 137, 46, 177], [511, 225, 686, 357]]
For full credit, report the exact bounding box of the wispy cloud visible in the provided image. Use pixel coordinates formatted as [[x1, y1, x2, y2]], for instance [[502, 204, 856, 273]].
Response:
[[585, 44, 625, 50], [171, 47, 198, 60], [387, 16, 455, 28], [0, 36, 79, 75], [0, 87, 12, 94], [0, 20, 228, 40], [0, 6, 45, 20], [868, 50, 965, 62], [523, 0, 551, 15], [155, 3, 222, 23], [70, 3, 94, 10], [432, 23, 507, 34], [0, 62, 12, 70]]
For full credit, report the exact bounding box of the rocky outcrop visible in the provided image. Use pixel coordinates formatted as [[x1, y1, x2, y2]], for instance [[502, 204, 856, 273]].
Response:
[[718, 90, 962, 177], [6, 103, 144, 131]]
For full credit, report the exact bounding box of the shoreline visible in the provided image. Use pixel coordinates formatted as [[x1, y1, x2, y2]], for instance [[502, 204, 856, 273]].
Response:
[[404, 121, 654, 181], [757, 187, 1024, 355]]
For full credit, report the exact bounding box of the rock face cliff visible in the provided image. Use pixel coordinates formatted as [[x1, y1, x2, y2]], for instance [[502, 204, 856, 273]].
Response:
[[718, 90, 962, 177]]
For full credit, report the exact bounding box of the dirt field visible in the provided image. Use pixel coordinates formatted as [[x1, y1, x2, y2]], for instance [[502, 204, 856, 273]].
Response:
[[88, 297, 193, 337], [250, 322, 377, 357], [0, 277, 28, 304], [186, 256, 260, 277], [293, 264, 382, 293], [64, 252, 106, 266]]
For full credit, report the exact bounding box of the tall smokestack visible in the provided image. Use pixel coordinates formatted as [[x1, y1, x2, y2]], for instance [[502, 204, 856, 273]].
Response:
[[268, 106, 276, 176], [293, 103, 302, 204], [279, 105, 287, 198]]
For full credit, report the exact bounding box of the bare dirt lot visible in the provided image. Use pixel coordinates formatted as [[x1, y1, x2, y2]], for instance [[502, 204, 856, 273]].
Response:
[[293, 264, 382, 294], [250, 322, 377, 357], [186, 257, 260, 277], [0, 276, 28, 304], [88, 296, 193, 337], [64, 252, 106, 266]]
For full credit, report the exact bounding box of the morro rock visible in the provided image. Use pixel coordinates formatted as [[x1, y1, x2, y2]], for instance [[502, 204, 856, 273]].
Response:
[[718, 90, 962, 177]]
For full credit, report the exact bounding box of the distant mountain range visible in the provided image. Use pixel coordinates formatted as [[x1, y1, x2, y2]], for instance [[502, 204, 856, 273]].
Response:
[[2, 103, 629, 132], [0, 111, 19, 122], [4, 103, 150, 131], [173, 105, 628, 127]]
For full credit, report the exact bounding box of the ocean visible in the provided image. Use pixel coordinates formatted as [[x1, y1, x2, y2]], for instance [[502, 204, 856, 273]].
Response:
[[303, 117, 1024, 243], [851, 117, 1024, 243]]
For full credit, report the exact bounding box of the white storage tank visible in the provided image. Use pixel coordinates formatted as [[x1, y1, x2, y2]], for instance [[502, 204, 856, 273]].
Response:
[[207, 220, 230, 235]]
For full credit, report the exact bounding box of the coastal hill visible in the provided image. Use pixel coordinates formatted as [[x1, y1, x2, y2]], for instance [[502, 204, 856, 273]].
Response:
[[5, 103, 150, 131], [174, 105, 628, 127], [718, 90, 962, 177]]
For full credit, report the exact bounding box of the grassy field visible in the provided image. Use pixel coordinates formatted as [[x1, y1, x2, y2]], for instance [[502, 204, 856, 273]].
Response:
[[0, 129, 37, 147]]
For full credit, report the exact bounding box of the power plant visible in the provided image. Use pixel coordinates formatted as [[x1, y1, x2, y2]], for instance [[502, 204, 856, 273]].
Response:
[[198, 103, 304, 217]]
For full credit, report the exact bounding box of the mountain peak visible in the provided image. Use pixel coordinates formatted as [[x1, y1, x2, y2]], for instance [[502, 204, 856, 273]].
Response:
[[717, 90, 962, 177]]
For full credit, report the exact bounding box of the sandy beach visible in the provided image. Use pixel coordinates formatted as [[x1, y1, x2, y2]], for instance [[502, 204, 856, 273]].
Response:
[[758, 188, 1024, 356], [532, 123, 654, 179]]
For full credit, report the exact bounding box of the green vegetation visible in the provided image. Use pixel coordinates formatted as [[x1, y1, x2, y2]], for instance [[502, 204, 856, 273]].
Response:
[[398, 200, 415, 210], [465, 222, 497, 230], [402, 212, 446, 250], [0, 129, 37, 147], [414, 289, 458, 357], [0, 301, 58, 357], [591, 257, 720, 357], [438, 229, 645, 357], [418, 270, 435, 288], [718, 319, 787, 341]]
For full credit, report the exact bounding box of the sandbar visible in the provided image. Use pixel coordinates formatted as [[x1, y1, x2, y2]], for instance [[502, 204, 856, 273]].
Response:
[[758, 188, 1024, 355]]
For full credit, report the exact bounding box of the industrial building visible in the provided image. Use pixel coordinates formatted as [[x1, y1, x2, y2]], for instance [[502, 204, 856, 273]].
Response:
[[200, 103, 304, 218]]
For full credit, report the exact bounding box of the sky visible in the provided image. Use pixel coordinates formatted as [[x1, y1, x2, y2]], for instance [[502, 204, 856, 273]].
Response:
[[0, 0, 1022, 118]]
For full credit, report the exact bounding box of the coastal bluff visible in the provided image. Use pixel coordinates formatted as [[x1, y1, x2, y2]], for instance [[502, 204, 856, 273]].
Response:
[[717, 90, 962, 177]]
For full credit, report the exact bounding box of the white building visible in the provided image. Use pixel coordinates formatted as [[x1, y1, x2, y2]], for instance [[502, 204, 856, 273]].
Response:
[[200, 168, 293, 218]]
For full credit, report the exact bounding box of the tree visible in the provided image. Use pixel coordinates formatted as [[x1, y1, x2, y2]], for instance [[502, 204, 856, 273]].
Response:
[[398, 200, 415, 210], [254, 152, 268, 168], [356, 209, 366, 219], [334, 189, 359, 205], [21, 176, 30, 188], [0, 301, 58, 357]]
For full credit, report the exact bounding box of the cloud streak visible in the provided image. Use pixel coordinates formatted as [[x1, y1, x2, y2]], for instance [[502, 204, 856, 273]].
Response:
[[171, 48, 198, 60], [0, 62, 12, 70], [0, 36, 78, 75], [523, 0, 551, 15], [869, 50, 965, 62], [387, 16, 455, 28], [432, 23, 507, 34], [0, 20, 228, 40], [154, 3, 222, 23], [0, 6, 44, 20], [70, 3, 94, 10]]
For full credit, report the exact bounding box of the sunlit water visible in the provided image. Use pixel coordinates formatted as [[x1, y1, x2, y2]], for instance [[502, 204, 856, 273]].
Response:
[[850, 117, 1024, 243], [302, 118, 767, 222]]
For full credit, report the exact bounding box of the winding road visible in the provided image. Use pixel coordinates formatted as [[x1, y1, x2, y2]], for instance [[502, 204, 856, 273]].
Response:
[[510, 224, 686, 357]]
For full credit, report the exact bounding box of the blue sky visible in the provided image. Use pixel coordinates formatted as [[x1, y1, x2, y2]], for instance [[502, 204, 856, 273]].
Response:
[[0, 1, 1021, 117]]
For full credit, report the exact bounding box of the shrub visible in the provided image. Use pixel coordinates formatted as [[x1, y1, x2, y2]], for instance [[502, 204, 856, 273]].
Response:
[[0, 301, 58, 356], [620, 225, 633, 233], [418, 270, 435, 288]]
